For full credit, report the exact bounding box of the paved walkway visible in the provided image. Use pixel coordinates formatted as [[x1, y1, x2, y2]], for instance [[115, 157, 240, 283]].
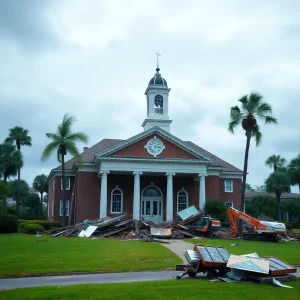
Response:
[[161, 239, 195, 263]]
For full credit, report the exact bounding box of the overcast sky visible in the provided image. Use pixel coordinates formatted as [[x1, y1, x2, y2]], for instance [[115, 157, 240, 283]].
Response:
[[0, 0, 299, 192]]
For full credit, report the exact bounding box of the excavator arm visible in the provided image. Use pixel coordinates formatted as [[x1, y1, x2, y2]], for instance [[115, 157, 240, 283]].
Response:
[[227, 206, 261, 237]]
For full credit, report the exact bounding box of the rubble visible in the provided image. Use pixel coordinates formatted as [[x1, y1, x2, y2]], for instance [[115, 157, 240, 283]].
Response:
[[43, 212, 193, 241]]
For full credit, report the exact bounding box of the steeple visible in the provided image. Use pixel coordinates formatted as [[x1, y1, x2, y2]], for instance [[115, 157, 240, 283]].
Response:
[[142, 60, 172, 132]]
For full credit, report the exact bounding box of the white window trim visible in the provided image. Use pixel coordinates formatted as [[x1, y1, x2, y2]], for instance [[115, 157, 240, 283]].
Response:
[[177, 190, 188, 213], [59, 200, 70, 216], [61, 178, 70, 190], [224, 180, 233, 193], [52, 180, 55, 192], [225, 201, 233, 208], [110, 188, 123, 214]]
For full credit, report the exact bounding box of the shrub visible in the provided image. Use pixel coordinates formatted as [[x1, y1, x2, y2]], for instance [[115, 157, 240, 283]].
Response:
[[0, 214, 18, 233], [18, 220, 60, 232], [204, 200, 227, 223], [23, 223, 45, 234], [284, 222, 294, 230]]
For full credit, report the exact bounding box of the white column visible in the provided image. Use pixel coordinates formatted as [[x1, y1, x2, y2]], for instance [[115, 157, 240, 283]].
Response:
[[199, 174, 206, 212], [166, 172, 175, 221], [99, 171, 109, 219], [133, 171, 142, 220]]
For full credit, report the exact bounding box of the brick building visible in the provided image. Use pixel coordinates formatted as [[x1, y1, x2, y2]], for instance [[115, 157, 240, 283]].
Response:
[[47, 65, 242, 223]]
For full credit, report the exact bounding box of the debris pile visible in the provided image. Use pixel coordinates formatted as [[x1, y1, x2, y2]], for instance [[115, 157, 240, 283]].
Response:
[[176, 244, 297, 287], [44, 213, 194, 241]]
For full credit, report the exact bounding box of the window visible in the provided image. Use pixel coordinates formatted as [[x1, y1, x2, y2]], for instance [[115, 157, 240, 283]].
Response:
[[224, 180, 233, 192], [59, 200, 70, 216], [177, 190, 188, 212], [61, 177, 70, 190], [111, 188, 123, 214], [154, 94, 163, 114], [225, 202, 233, 208]]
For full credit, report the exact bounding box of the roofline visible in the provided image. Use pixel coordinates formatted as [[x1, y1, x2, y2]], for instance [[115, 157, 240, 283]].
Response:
[[95, 127, 211, 162]]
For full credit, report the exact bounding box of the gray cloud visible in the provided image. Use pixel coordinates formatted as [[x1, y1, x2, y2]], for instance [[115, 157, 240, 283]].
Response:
[[0, 0, 60, 52], [0, 0, 300, 193]]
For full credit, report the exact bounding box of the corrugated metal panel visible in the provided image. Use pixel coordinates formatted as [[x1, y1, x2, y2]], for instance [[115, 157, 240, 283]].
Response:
[[227, 254, 269, 274], [184, 250, 201, 264], [178, 206, 199, 220], [194, 245, 229, 267], [263, 256, 297, 275]]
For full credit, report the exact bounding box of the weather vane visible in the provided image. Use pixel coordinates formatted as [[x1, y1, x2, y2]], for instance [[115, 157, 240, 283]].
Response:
[[156, 52, 161, 67]]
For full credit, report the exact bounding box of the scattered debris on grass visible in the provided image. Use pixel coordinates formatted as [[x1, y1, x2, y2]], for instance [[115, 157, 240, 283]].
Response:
[[175, 244, 297, 287]]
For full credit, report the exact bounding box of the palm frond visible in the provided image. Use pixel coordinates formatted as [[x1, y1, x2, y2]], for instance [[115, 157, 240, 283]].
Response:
[[238, 95, 248, 111], [45, 133, 62, 142], [66, 132, 89, 144], [251, 124, 262, 146], [247, 92, 263, 114], [264, 115, 277, 124], [41, 141, 60, 162], [59, 114, 76, 138]]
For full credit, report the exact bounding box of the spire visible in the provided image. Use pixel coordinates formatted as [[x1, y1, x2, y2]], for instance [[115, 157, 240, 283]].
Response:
[[156, 52, 161, 72]]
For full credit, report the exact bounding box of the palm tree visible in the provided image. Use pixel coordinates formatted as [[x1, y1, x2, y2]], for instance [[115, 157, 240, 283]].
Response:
[[5, 126, 32, 216], [265, 171, 290, 221], [41, 114, 88, 225], [228, 92, 277, 233], [288, 153, 300, 194], [33, 174, 48, 218], [0, 142, 23, 215], [265, 155, 286, 171]]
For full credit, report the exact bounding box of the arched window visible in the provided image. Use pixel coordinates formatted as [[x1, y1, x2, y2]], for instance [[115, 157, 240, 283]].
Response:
[[142, 186, 162, 197], [177, 190, 188, 212], [111, 188, 123, 214], [154, 94, 163, 114]]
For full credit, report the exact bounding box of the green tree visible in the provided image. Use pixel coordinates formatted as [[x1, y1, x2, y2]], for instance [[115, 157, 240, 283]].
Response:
[[204, 200, 227, 223], [281, 198, 300, 222], [228, 92, 277, 233], [41, 114, 88, 225], [0, 143, 23, 215], [33, 174, 48, 218], [24, 193, 40, 219], [265, 154, 286, 171], [247, 195, 276, 219], [7, 179, 29, 206], [288, 153, 300, 194], [5, 126, 32, 216], [254, 184, 267, 192], [265, 171, 290, 221], [245, 183, 255, 192]]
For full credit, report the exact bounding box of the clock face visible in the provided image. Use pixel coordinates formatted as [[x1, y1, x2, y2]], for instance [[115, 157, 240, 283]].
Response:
[[145, 136, 165, 157]]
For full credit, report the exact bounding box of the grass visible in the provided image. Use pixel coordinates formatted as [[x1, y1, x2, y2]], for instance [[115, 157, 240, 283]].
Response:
[[186, 238, 300, 264], [292, 229, 300, 234], [0, 234, 181, 278], [0, 279, 299, 300]]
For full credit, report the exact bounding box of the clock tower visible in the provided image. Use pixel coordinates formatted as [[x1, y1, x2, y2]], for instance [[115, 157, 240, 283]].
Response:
[[142, 65, 172, 132]]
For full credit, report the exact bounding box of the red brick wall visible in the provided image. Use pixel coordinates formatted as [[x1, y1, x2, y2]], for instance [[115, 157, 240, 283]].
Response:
[[206, 176, 220, 200], [49, 171, 242, 222], [112, 135, 197, 159], [47, 176, 75, 222], [75, 172, 100, 223], [218, 178, 242, 209]]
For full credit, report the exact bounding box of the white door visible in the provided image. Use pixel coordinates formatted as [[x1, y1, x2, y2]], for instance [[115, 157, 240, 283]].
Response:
[[141, 198, 162, 223], [141, 185, 163, 223]]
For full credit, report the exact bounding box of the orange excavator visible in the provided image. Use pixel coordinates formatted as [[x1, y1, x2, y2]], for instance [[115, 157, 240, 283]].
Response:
[[227, 207, 286, 242]]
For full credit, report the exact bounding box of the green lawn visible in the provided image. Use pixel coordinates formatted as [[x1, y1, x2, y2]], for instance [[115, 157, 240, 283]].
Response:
[[0, 279, 299, 300], [292, 229, 300, 234], [186, 238, 300, 264], [0, 234, 181, 278]]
